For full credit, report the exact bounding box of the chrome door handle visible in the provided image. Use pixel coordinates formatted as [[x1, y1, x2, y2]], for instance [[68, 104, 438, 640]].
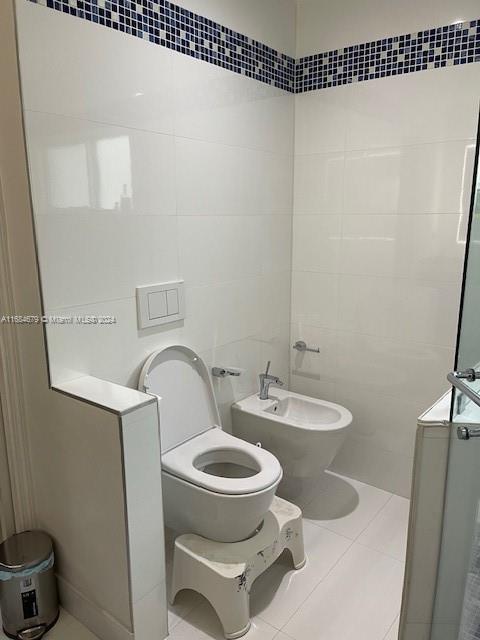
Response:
[[457, 425, 480, 440]]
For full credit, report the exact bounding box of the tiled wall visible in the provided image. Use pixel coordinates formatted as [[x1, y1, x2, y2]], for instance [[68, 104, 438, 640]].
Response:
[[16, 0, 295, 430], [26, 0, 480, 95], [291, 0, 480, 496], [15, 0, 480, 499]]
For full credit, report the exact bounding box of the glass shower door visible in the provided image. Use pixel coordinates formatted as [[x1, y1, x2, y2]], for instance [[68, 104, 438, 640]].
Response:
[[430, 118, 480, 640]]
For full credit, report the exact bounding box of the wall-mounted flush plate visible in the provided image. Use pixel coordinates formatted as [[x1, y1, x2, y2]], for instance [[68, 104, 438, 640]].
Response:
[[136, 281, 185, 329]]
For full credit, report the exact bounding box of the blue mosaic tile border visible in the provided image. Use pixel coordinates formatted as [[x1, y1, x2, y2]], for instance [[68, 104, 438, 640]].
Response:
[[297, 19, 480, 92], [27, 0, 295, 92], [26, 1, 480, 94]]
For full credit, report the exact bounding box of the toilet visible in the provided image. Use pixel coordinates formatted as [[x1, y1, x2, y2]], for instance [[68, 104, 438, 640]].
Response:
[[138, 345, 283, 542]]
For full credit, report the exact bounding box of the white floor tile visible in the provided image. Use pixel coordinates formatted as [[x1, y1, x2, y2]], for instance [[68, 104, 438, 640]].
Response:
[[169, 589, 205, 631], [250, 521, 351, 628], [273, 634, 295, 640], [384, 616, 400, 640], [52, 617, 99, 640], [1, 608, 98, 640], [303, 471, 392, 540], [283, 543, 404, 640], [357, 495, 410, 560], [169, 600, 278, 640]]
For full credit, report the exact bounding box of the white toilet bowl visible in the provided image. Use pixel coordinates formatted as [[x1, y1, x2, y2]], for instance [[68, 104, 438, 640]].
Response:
[[139, 345, 282, 543]]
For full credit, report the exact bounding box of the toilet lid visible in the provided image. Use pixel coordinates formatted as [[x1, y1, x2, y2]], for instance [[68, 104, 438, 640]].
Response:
[[139, 345, 221, 453]]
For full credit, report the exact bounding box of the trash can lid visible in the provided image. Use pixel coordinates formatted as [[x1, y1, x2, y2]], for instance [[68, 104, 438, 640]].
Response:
[[0, 531, 53, 572]]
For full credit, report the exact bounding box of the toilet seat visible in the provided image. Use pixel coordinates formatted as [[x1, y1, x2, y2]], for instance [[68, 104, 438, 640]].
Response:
[[162, 428, 282, 496]]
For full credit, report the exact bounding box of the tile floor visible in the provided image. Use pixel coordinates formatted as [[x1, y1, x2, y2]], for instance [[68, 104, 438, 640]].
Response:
[[0, 608, 98, 640], [0, 471, 409, 640], [166, 470, 409, 640]]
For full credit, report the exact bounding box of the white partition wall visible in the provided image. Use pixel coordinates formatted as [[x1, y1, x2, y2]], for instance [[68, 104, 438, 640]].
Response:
[[15, 0, 295, 435]]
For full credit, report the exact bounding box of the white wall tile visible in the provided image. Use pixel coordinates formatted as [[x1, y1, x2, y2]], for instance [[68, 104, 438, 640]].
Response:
[[173, 53, 295, 154], [337, 274, 461, 347], [295, 86, 351, 154], [25, 111, 177, 217], [261, 215, 293, 274], [261, 272, 292, 332], [291, 272, 338, 329], [17, 0, 294, 397], [176, 137, 293, 216], [294, 154, 344, 215], [292, 216, 341, 273], [334, 385, 424, 458], [411, 214, 467, 282], [346, 66, 480, 151], [335, 331, 453, 405], [344, 140, 476, 216], [330, 439, 414, 498], [35, 213, 179, 309], [16, 1, 174, 133], [340, 215, 412, 278], [340, 213, 466, 282], [184, 277, 264, 353], [178, 215, 263, 286], [43, 297, 182, 387]]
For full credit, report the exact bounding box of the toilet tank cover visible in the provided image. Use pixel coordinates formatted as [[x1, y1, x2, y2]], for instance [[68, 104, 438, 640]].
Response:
[[138, 345, 221, 453]]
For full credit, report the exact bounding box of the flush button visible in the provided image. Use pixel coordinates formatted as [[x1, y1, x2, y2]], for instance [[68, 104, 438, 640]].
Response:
[[166, 289, 179, 315], [136, 281, 185, 329], [148, 291, 167, 319]]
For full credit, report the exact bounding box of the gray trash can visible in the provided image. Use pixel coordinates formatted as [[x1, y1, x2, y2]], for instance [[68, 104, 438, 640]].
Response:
[[0, 531, 59, 640]]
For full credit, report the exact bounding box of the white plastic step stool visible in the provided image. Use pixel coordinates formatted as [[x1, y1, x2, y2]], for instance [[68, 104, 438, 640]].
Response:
[[170, 496, 306, 639]]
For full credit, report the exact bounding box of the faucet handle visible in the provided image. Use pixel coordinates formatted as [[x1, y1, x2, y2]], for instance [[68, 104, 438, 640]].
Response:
[[264, 360, 271, 376]]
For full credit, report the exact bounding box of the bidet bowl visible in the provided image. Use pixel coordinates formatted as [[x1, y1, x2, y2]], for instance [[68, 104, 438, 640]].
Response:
[[231, 389, 352, 500]]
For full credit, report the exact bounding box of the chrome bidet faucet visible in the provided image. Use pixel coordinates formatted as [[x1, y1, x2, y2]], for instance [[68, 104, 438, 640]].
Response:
[[259, 361, 284, 400]]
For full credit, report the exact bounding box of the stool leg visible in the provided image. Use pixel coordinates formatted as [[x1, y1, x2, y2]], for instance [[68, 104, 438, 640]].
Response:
[[207, 577, 251, 640], [171, 547, 251, 639], [287, 521, 307, 570]]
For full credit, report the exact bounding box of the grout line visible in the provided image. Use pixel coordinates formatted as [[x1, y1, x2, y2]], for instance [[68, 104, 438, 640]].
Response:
[[288, 318, 457, 350], [355, 538, 407, 564], [293, 136, 476, 156], [275, 528, 356, 632], [25, 108, 295, 158], [353, 493, 396, 541], [273, 629, 296, 640], [382, 615, 400, 640]]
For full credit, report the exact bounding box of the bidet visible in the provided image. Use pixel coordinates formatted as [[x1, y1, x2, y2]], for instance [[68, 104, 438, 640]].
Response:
[[232, 388, 352, 502]]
